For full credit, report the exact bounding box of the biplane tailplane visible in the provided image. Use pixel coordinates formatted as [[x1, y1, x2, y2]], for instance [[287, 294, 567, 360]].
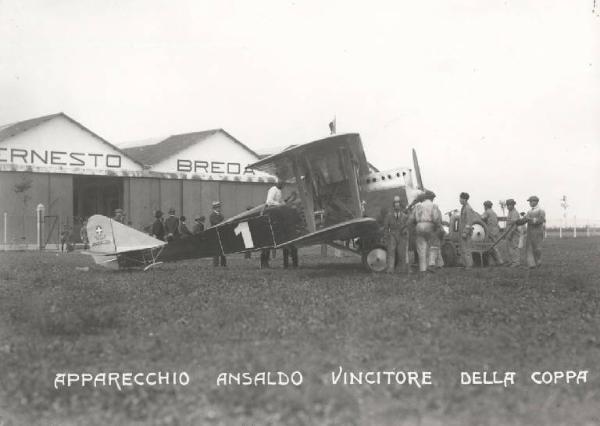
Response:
[[88, 253, 119, 269], [85, 215, 167, 268]]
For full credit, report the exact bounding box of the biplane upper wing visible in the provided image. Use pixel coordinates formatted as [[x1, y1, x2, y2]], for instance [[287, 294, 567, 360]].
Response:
[[276, 217, 379, 248], [247, 133, 370, 181], [86, 214, 166, 254]]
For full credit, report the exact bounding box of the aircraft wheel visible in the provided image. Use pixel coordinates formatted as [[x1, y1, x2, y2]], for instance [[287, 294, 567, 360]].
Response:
[[363, 247, 388, 272]]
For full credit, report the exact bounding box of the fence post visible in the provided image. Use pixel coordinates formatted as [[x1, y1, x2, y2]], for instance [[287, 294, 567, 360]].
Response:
[[3, 212, 6, 251], [573, 227, 576, 238], [36, 204, 45, 250], [559, 227, 562, 238]]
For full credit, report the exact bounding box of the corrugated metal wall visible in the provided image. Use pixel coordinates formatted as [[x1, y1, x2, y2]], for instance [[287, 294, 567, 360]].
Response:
[[0, 171, 73, 245], [124, 177, 273, 231], [1, 171, 275, 243]]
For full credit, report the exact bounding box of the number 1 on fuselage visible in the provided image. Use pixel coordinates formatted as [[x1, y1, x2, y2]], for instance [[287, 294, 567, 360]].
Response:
[[233, 221, 254, 248]]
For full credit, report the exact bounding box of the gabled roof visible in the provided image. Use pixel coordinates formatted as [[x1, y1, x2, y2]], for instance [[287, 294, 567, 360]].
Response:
[[123, 129, 218, 166], [0, 113, 62, 142], [123, 128, 260, 166], [0, 112, 144, 167]]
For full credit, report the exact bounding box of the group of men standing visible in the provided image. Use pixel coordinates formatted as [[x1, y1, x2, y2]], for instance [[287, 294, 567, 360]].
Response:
[[147, 183, 299, 269], [383, 190, 444, 274], [459, 193, 545, 269], [150, 208, 206, 241], [149, 203, 223, 266], [383, 190, 546, 274]]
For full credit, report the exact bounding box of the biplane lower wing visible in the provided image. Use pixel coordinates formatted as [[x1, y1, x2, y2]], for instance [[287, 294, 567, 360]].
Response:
[[276, 217, 379, 248]]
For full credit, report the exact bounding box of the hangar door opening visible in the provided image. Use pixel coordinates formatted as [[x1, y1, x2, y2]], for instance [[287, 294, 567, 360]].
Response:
[[73, 175, 124, 219]]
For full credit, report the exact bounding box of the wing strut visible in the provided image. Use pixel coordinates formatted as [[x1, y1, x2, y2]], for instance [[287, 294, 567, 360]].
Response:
[[291, 156, 317, 233]]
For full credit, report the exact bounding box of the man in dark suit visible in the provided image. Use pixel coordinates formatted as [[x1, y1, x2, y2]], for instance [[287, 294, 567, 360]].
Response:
[[192, 216, 205, 235], [164, 208, 180, 242], [209, 201, 226, 267], [178, 216, 192, 238], [151, 210, 165, 241]]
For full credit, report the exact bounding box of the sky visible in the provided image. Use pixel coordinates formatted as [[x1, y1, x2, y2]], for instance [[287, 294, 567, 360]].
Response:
[[1, 0, 598, 225]]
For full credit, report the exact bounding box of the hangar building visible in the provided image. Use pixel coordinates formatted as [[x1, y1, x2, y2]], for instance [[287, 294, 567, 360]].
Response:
[[0, 113, 275, 248]]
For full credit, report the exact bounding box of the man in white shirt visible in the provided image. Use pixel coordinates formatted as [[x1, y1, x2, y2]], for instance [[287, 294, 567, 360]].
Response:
[[410, 190, 443, 273], [266, 181, 285, 206], [261, 180, 285, 268]]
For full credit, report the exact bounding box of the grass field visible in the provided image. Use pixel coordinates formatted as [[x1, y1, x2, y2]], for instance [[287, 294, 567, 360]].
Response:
[[1, 238, 599, 425]]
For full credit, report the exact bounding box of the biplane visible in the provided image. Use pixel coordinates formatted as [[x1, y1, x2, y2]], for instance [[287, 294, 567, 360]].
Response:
[[86, 133, 428, 271]]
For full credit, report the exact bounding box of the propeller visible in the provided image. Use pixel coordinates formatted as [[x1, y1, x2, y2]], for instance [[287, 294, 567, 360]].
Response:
[[412, 148, 424, 190]]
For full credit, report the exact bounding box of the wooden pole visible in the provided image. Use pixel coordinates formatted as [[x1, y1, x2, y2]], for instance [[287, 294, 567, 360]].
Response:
[[36, 204, 45, 250], [3, 212, 7, 251]]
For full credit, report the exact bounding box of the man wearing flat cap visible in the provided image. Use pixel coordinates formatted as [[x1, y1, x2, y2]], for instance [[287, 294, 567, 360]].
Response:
[[209, 201, 227, 267], [520, 195, 546, 268], [481, 200, 504, 265], [459, 192, 477, 269], [504, 199, 520, 267], [409, 190, 442, 273]]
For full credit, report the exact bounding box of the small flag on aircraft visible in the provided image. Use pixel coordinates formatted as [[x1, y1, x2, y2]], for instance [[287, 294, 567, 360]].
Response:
[[328, 116, 336, 135]]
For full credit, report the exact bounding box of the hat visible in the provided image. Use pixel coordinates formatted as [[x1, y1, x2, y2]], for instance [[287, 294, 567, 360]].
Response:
[[168, 207, 176, 214], [114, 208, 124, 214], [195, 215, 205, 222], [154, 210, 163, 218], [527, 195, 539, 202], [506, 198, 516, 205], [460, 192, 470, 200], [212, 201, 221, 208], [483, 200, 492, 207]]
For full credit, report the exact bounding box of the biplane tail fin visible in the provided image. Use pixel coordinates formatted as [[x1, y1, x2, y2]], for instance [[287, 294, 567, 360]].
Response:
[[86, 215, 166, 256]]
